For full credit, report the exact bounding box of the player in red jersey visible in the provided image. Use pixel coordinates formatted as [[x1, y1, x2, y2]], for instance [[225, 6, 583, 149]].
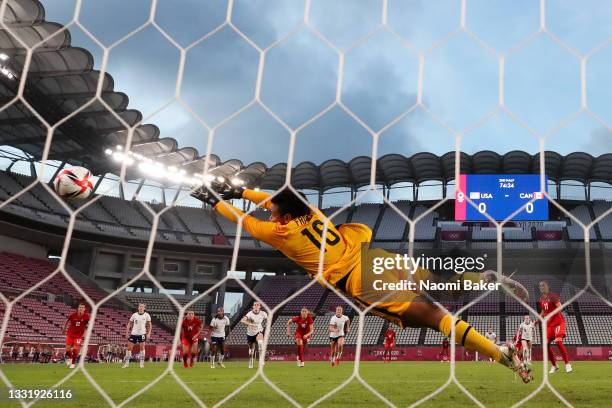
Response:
[[537, 280, 572, 373], [441, 337, 450, 362], [62, 303, 90, 369], [287, 307, 314, 367], [382, 327, 396, 363], [513, 332, 523, 361], [180, 310, 202, 368]]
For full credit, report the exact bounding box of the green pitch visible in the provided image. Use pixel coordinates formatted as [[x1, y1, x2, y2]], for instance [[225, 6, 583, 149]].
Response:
[[0, 361, 610, 407]]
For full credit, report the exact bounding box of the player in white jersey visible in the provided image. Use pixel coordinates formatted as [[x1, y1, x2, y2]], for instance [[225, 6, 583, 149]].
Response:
[[329, 306, 350, 367], [210, 307, 231, 368], [240, 302, 267, 368], [485, 328, 497, 363], [517, 315, 535, 366], [122, 303, 152, 368]]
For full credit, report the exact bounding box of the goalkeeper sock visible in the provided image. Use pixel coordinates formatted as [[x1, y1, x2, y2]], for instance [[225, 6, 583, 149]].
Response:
[[438, 315, 501, 363]]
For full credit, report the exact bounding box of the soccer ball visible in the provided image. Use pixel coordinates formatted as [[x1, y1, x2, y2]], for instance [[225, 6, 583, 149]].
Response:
[[53, 166, 94, 201]]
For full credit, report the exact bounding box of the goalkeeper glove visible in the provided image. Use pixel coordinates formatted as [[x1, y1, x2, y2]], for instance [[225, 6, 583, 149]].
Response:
[[190, 185, 220, 207], [221, 185, 246, 200]]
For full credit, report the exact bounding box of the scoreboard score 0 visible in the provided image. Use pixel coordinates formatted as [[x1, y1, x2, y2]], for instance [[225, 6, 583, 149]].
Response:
[[454, 174, 548, 221]]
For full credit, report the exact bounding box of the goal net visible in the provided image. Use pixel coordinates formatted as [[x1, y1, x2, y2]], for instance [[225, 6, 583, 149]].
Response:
[[0, 0, 610, 407]]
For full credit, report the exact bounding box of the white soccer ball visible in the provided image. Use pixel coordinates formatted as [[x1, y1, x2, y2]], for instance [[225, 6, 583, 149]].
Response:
[[53, 166, 94, 201]]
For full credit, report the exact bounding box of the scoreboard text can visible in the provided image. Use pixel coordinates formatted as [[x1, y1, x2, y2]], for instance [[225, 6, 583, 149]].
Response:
[[454, 174, 548, 221]]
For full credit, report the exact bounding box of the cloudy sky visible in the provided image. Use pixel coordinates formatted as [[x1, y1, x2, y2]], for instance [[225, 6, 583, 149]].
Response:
[[41, 0, 612, 169]]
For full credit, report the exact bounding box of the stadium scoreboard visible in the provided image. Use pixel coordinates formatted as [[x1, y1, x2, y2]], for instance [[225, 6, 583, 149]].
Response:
[[454, 174, 548, 221]]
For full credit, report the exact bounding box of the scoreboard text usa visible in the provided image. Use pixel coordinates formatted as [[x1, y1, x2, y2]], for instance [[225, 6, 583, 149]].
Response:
[[455, 174, 549, 221]]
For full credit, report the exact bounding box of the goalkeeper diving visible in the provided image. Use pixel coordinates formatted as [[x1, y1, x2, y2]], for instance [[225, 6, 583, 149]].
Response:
[[191, 183, 533, 383]]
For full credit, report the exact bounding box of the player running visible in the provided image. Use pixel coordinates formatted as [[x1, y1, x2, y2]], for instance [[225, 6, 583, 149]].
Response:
[[191, 186, 532, 382], [382, 327, 396, 363], [62, 303, 90, 368], [517, 315, 535, 366], [241, 302, 267, 369], [287, 307, 314, 367], [180, 310, 202, 368], [122, 303, 152, 368], [329, 306, 350, 367], [537, 281, 572, 373], [210, 307, 230, 368]]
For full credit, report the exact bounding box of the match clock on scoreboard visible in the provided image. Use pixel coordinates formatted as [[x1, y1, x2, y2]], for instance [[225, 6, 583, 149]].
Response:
[[454, 174, 549, 221]]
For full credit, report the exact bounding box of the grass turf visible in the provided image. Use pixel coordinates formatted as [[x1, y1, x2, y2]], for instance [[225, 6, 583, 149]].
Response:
[[0, 361, 609, 407]]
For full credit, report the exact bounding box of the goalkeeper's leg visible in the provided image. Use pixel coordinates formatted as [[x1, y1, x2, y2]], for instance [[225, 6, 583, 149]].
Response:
[[399, 299, 531, 382], [342, 259, 531, 382], [412, 305, 502, 363]]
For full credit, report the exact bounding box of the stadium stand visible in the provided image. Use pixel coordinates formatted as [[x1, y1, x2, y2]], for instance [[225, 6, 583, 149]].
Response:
[[350, 203, 381, 228], [374, 201, 410, 240], [3, 167, 612, 252], [566, 204, 596, 240], [0, 252, 174, 345], [3, 175, 612, 349], [267, 316, 295, 345], [282, 283, 326, 314], [345, 315, 385, 345], [323, 206, 352, 225], [257, 276, 302, 309], [582, 315, 612, 345], [388, 324, 422, 345], [318, 290, 353, 314], [304, 315, 331, 346], [413, 205, 438, 240], [221, 258, 612, 347], [226, 320, 248, 346], [467, 316, 500, 340], [423, 328, 447, 345]]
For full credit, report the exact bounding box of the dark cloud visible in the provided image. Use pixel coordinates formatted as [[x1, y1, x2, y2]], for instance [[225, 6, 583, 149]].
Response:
[[79, 0, 153, 46], [309, 0, 383, 50], [342, 30, 419, 131], [41, 0, 609, 170], [260, 29, 339, 129], [231, 0, 305, 49], [155, 0, 228, 47], [181, 26, 260, 126], [582, 127, 612, 155]]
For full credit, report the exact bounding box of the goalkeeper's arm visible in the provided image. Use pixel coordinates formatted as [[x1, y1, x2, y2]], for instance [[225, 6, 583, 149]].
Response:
[[214, 199, 283, 247], [191, 184, 281, 246], [241, 189, 274, 210]]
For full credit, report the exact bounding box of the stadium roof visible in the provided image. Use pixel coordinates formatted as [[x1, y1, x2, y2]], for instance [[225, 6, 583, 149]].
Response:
[[0, 0, 210, 177], [214, 150, 612, 191], [1, 1, 611, 192]]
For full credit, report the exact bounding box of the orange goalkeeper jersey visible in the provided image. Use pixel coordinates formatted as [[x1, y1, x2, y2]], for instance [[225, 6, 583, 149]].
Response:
[[215, 190, 372, 285]]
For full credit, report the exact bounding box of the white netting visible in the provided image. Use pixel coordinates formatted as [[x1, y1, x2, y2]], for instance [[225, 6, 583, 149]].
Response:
[[0, 0, 610, 407]]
